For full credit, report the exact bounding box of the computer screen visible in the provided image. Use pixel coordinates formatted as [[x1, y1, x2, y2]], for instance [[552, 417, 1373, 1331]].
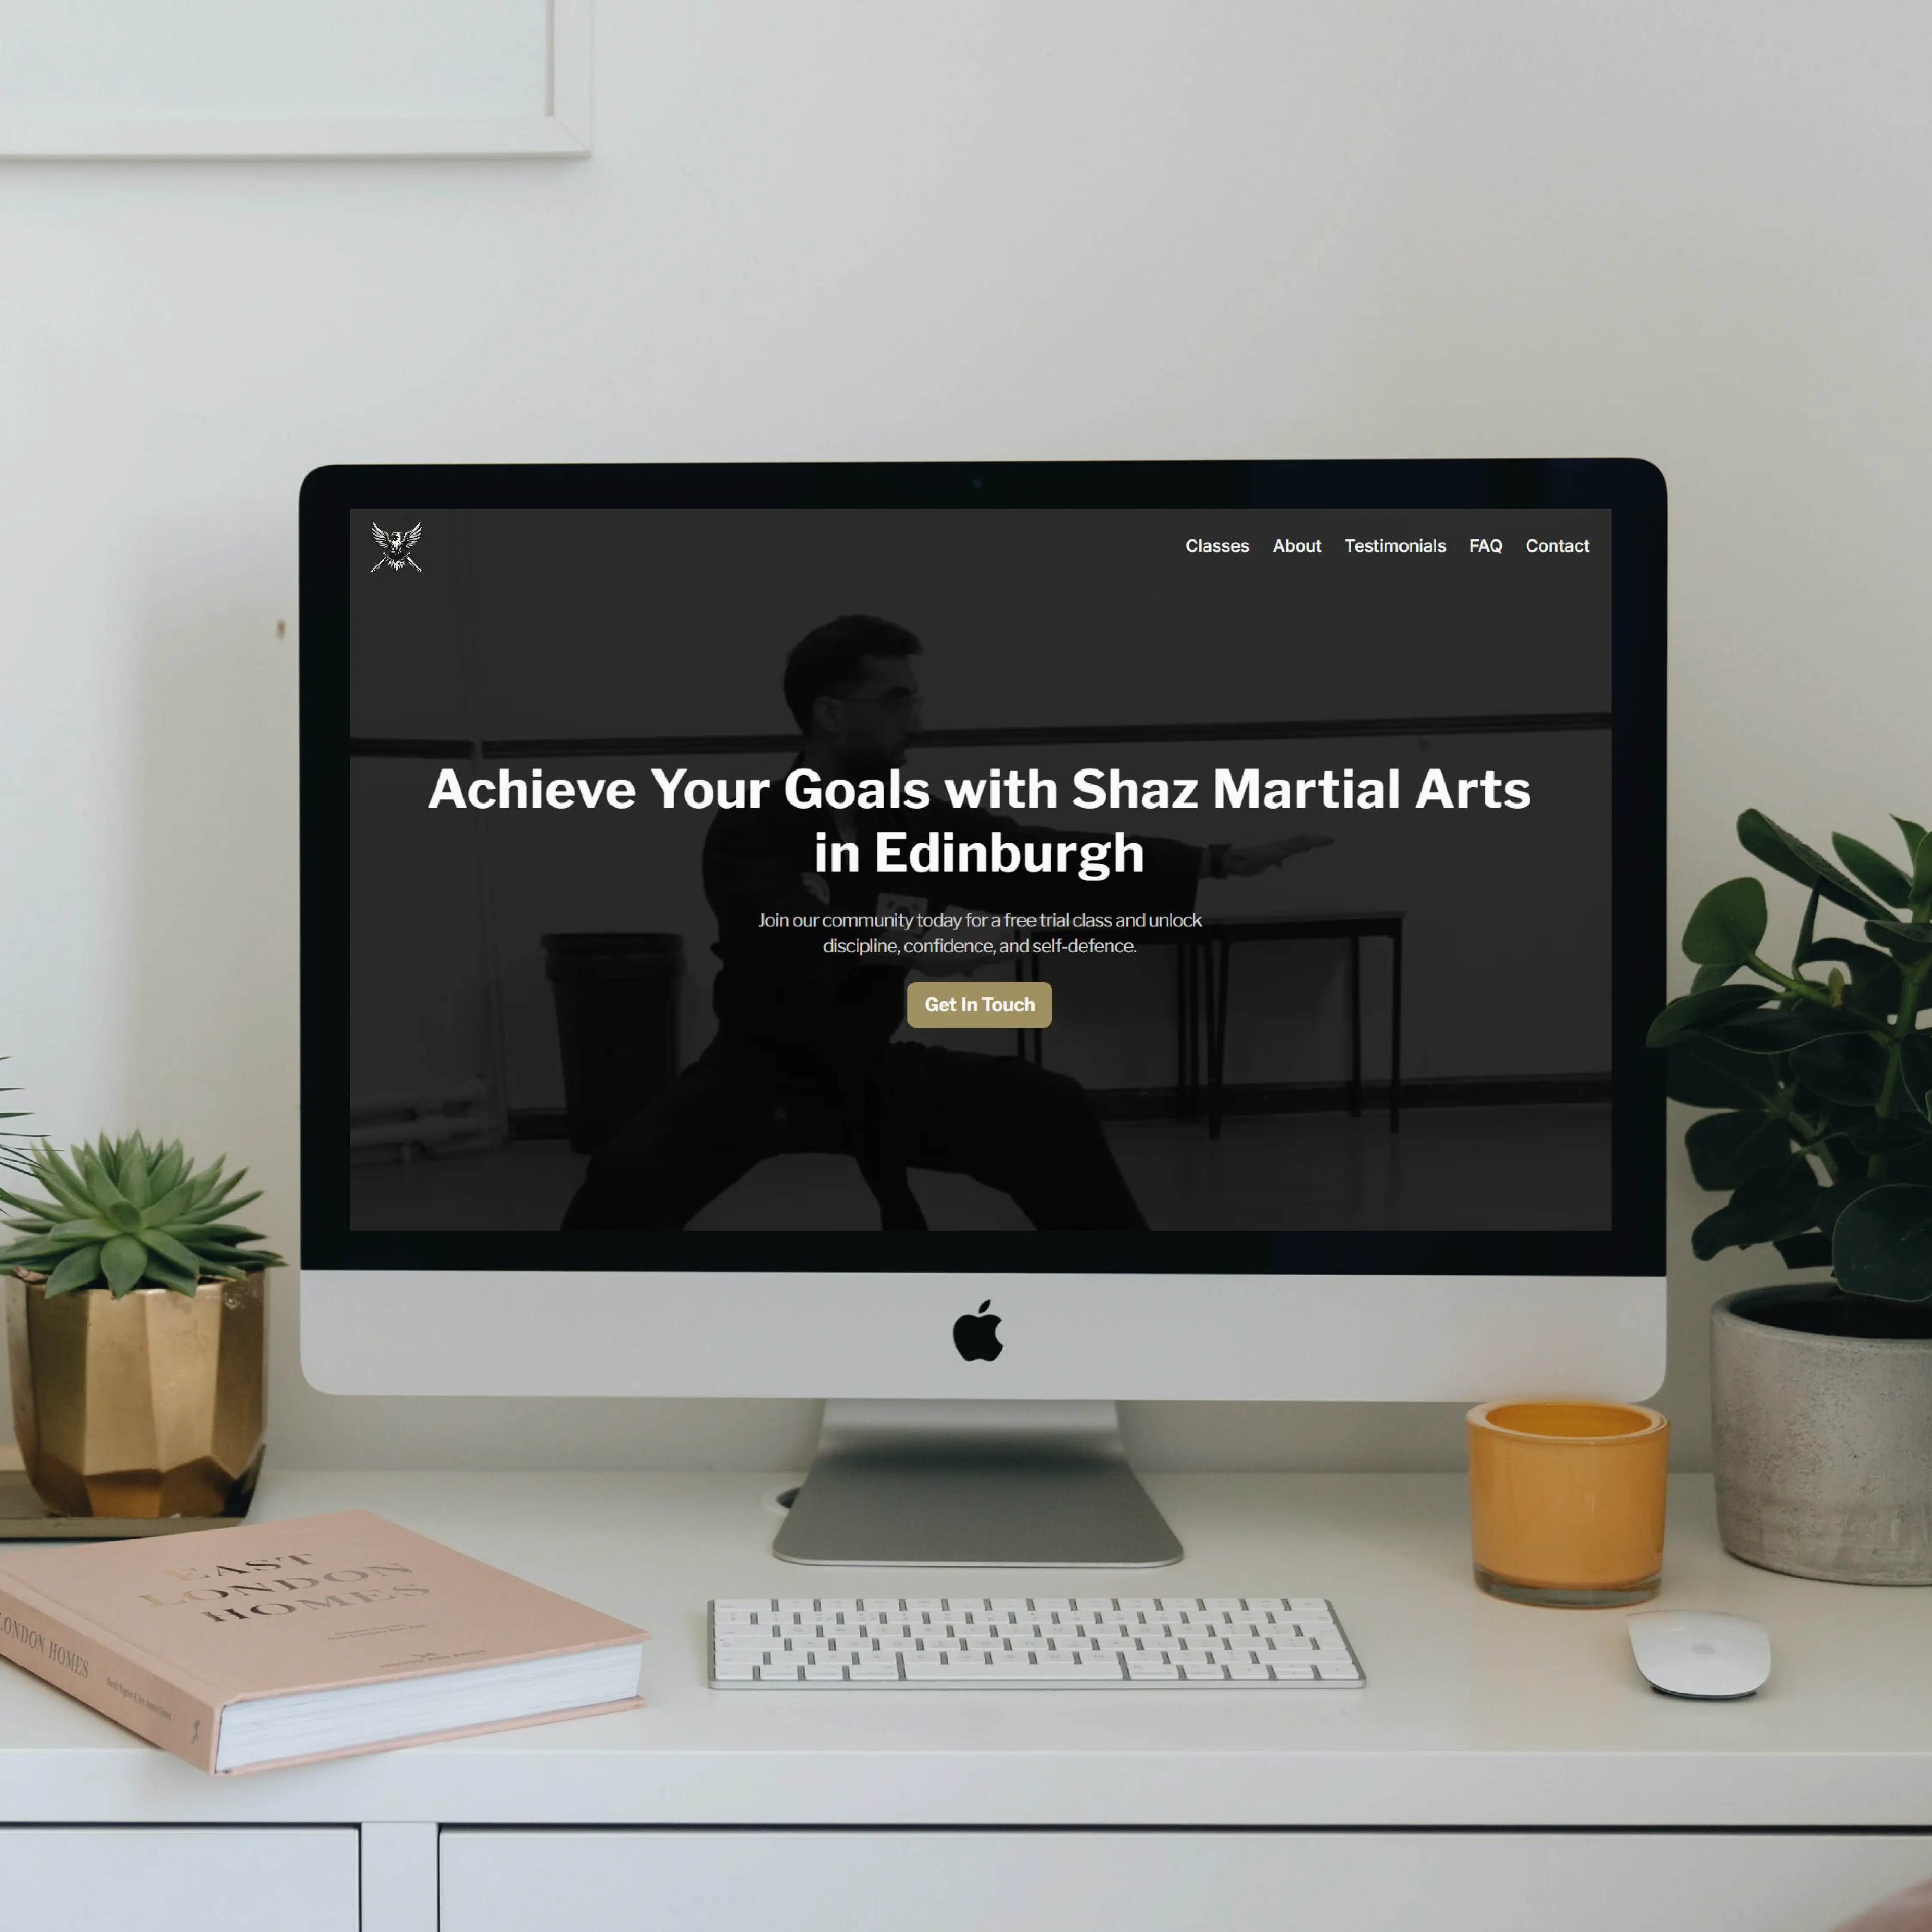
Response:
[[300, 461, 1664, 1406]]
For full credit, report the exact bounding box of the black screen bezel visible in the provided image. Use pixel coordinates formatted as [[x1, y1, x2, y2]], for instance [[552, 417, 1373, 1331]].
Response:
[[302, 458, 1665, 1276]]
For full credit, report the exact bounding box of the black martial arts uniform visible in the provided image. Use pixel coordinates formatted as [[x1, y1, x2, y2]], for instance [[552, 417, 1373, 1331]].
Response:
[[560, 770, 1201, 1232]]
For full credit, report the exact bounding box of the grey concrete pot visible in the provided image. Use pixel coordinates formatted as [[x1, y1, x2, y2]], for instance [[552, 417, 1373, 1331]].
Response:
[[1711, 1285, 1932, 1584]]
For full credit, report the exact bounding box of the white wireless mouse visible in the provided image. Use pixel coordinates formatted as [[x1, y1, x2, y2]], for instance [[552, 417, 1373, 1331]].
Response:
[[1626, 1610, 1771, 1699]]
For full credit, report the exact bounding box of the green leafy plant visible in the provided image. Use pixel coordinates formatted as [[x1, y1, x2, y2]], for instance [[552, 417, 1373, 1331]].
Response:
[[0, 1132, 284, 1297], [1649, 810, 1932, 1303], [1, 1058, 34, 1178]]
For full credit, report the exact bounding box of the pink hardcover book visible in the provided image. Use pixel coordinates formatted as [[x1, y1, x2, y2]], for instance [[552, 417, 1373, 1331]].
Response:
[[0, 1509, 647, 1774]]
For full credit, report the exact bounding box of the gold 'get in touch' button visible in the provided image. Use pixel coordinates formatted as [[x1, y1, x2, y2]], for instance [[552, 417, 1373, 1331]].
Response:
[[906, 981, 1052, 1029]]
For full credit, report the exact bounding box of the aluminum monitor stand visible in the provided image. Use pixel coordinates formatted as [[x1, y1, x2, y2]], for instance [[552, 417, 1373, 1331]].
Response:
[[772, 1400, 1183, 1567]]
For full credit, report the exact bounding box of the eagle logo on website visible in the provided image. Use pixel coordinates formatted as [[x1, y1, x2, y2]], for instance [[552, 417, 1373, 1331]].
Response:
[[370, 522, 424, 573]]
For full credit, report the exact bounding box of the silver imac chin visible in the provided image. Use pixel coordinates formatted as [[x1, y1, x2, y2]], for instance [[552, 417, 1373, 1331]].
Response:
[[300, 1270, 1665, 1404], [299, 1270, 1665, 1567]]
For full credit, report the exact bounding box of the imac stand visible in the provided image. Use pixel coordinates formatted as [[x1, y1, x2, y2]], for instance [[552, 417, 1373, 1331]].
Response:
[[772, 1400, 1183, 1567]]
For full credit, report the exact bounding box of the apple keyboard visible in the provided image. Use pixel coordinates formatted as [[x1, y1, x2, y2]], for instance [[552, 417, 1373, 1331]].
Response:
[[709, 1595, 1364, 1686]]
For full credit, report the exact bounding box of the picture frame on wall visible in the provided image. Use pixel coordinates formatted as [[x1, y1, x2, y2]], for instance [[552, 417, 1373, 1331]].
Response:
[[0, 0, 590, 158]]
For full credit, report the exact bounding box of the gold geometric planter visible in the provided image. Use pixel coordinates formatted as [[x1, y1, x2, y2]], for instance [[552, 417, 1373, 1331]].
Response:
[[5, 1271, 265, 1518]]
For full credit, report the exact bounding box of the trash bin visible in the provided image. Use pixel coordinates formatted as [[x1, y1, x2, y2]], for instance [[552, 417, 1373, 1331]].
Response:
[[541, 933, 685, 1154]]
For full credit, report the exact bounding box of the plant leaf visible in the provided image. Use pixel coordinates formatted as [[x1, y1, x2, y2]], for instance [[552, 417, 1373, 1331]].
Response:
[[1690, 1157, 1821, 1260], [1833, 1183, 1932, 1303], [1690, 962, 1739, 992], [1866, 919, 1932, 963], [1683, 877, 1768, 966], [1665, 1034, 1782, 1108], [1737, 809, 1891, 920], [140, 1229, 206, 1279], [1793, 882, 1821, 972], [1832, 834, 1914, 909], [148, 1142, 185, 1200], [137, 1250, 201, 1293], [45, 1217, 117, 1243], [0, 1237, 78, 1270], [1788, 1033, 1892, 1108], [1896, 816, 1930, 865], [1903, 1033, 1932, 1119], [170, 1190, 263, 1227], [99, 1234, 148, 1296], [190, 1242, 283, 1272], [44, 1245, 103, 1294], [1647, 982, 1774, 1048], [1913, 828, 1932, 906], [164, 1220, 269, 1245], [1841, 1115, 1932, 1156], [0, 1187, 66, 1221], [33, 1151, 98, 1223], [143, 1181, 197, 1226], [118, 1136, 153, 1211], [78, 1148, 131, 1216], [1774, 1231, 1835, 1270], [1684, 1110, 1792, 1190], [1707, 1007, 1871, 1054]]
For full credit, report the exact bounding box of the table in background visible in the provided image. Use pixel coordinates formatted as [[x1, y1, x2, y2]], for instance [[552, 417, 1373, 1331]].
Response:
[[1015, 910, 1404, 1139]]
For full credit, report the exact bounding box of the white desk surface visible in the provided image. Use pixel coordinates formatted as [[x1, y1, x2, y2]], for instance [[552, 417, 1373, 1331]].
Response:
[[0, 1469, 1926, 1828]]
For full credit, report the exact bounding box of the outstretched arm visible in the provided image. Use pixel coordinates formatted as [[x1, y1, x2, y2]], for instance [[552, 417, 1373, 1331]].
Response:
[[1201, 835, 1335, 878]]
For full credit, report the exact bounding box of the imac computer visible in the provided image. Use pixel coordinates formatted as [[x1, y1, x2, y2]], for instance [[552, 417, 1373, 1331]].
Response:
[[301, 459, 1665, 1564]]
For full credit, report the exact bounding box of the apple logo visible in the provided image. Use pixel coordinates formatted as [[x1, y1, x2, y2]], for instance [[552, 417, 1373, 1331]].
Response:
[[952, 1299, 1003, 1362]]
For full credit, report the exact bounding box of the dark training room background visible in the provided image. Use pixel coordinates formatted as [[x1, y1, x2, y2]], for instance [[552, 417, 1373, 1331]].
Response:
[[348, 507, 1611, 1233]]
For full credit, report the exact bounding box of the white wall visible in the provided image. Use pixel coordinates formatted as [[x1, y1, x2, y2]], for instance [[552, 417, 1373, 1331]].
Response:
[[3, 1, 1926, 1475]]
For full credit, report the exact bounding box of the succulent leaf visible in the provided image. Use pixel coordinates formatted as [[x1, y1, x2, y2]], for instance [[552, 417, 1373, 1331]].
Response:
[[140, 1251, 200, 1292], [47, 1218, 114, 1242], [99, 1236, 146, 1296], [148, 1142, 186, 1200], [141, 1229, 206, 1278], [45, 1246, 103, 1294], [118, 1139, 154, 1211], [33, 1154, 97, 1223]]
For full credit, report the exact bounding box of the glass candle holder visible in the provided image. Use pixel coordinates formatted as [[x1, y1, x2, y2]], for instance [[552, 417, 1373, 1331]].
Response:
[[1467, 1400, 1669, 1607]]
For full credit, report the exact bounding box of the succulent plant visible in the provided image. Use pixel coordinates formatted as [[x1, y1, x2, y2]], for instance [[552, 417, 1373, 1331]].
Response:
[[0, 1132, 284, 1297], [1649, 809, 1932, 1304]]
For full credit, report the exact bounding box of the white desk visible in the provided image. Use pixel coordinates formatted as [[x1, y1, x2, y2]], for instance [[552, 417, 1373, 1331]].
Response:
[[2, 1470, 1929, 1932]]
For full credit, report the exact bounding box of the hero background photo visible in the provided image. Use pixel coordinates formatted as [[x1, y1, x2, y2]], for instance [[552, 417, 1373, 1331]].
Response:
[[346, 506, 1611, 1234]]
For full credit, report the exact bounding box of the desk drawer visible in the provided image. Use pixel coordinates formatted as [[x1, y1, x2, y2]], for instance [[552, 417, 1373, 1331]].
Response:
[[0, 1828, 358, 1932], [441, 1829, 1932, 1932]]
